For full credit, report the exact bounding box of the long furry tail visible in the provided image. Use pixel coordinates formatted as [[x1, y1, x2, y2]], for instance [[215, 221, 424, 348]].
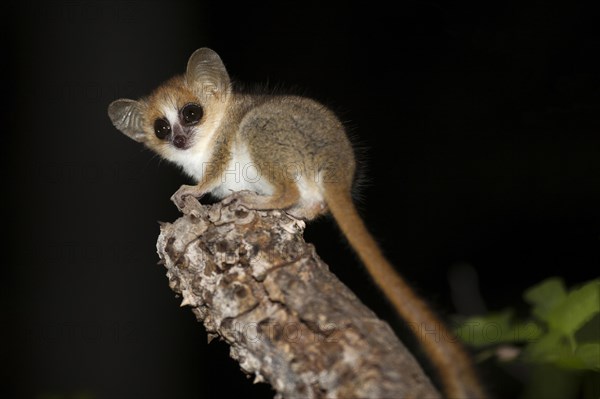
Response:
[[324, 185, 486, 399]]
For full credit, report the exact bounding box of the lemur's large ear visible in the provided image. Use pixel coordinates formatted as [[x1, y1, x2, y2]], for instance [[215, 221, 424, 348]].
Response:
[[108, 99, 147, 143], [185, 48, 231, 99]]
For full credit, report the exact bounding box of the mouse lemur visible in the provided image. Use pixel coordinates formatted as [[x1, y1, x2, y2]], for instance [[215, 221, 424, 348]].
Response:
[[108, 48, 485, 399]]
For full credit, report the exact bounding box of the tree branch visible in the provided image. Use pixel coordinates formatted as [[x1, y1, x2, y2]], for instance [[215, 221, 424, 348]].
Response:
[[156, 198, 441, 399]]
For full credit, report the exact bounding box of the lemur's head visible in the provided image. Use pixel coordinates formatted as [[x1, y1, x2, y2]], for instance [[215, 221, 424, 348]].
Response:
[[108, 48, 231, 159]]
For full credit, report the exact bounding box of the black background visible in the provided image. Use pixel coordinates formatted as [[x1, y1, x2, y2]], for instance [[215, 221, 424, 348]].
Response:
[[4, 1, 599, 398]]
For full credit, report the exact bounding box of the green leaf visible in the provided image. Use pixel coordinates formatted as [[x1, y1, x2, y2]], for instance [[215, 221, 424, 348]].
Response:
[[455, 309, 542, 347], [510, 320, 544, 342], [524, 277, 567, 322], [524, 329, 570, 364], [575, 342, 600, 371], [455, 310, 513, 347], [523, 330, 589, 369], [546, 279, 600, 336], [576, 313, 600, 342]]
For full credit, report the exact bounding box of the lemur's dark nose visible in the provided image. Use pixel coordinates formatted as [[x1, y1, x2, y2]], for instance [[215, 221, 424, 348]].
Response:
[[172, 124, 187, 149], [173, 135, 187, 149]]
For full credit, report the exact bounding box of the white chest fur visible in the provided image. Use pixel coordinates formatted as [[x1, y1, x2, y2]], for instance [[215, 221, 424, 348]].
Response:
[[210, 142, 274, 198], [167, 135, 326, 207], [164, 133, 274, 200], [165, 138, 215, 181]]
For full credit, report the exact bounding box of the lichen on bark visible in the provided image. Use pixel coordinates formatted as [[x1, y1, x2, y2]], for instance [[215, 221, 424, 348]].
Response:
[[156, 197, 441, 399]]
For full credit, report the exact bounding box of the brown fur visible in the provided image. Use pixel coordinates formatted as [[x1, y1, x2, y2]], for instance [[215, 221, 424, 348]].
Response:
[[108, 48, 486, 399]]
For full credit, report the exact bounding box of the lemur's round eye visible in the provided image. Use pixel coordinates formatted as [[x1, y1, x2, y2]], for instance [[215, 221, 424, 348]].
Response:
[[154, 118, 171, 139], [181, 103, 203, 125]]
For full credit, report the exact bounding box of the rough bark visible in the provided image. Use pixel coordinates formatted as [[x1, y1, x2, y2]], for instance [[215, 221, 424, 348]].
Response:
[[156, 197, 441, 399]]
